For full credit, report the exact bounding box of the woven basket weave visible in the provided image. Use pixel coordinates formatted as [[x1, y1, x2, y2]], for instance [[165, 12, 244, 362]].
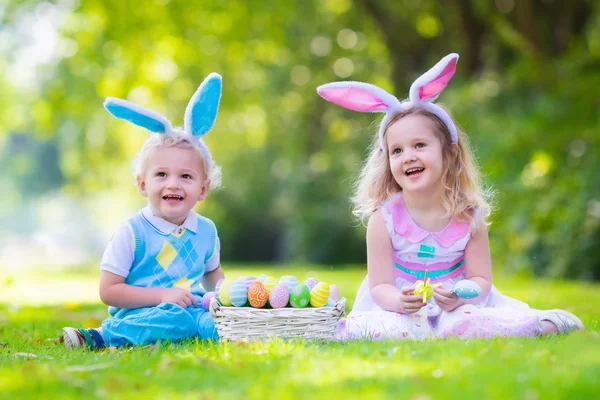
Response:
[[209, 297, 345, 341]]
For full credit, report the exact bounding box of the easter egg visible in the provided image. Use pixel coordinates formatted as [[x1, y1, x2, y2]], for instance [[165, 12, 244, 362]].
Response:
[[247, 281, 269, 308], [262, 276, 277, 294], [257, 274, 269, 282], [279, 275, 300, 294], [329, 284, 339, 301], [218, 278, 233, 306], [201, 291, 215, 311], [452, 280, 482, 299], [215, 278, 224, 297], [326, 298, 336, 307], [310, 282, 330, 307], [269, 284, 290, 308], [229, 279, 249, 307], [241, 276, 255, 289], [304, 277, 318, 290], [289, 284, 311, 308]]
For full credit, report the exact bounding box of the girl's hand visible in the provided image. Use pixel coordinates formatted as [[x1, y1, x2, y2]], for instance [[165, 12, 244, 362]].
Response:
[[399, 287, 427, 314], [433, 287, 460, 312], [161, 288, 199, 309]]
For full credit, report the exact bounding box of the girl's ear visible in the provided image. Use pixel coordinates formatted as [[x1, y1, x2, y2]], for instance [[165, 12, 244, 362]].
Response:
[[104, 98, 173, 133], [317, 82, 401, 113], [409, 53, 459, 103], [185, 73, 222, 138]]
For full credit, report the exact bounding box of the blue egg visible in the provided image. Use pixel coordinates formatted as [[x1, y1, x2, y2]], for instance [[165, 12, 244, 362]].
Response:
[[453, 280, 482, 299], [229, 279, 249, 307]]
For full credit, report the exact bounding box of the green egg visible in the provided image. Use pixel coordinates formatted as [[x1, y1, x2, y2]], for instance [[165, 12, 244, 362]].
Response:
[[289, 283, 310, 308]]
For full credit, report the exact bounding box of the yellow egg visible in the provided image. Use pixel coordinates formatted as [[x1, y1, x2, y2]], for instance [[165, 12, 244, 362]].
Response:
[[262, 276, 277, 294], [218, 278, 233, 306], [310, 282, 330, 307]]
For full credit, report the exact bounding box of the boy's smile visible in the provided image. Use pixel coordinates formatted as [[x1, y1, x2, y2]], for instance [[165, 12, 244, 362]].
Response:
[[137, 145, 210, 226]]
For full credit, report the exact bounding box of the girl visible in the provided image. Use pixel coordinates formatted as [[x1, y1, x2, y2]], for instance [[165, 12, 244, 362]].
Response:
[[317, 54, 584, 340], [62, 73, 225, 348]]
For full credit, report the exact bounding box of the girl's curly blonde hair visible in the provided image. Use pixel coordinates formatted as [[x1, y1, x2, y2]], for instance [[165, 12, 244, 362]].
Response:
[[351, 107, 493, 231]]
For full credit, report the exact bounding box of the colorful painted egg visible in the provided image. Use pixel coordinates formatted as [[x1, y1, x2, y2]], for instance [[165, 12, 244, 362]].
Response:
[[241, 276, 255, 288], [452, 280, 482, 299], [290, 283, 311, 308], [329, 284, 339, 301], [279, 275, 300, 294], [218, 278, 233, 306], [263, 276, 277, 294], [257, 274, 269, 282], [229, 279, 249, 307], [247, 281, 269, 308], [201, 291, 215, 311], [269, 284, 290, 308], [215, 278, 224, 297], [310, 282, 330, 307], [326, 298, 336, 307], [304, 277, 318, 290]]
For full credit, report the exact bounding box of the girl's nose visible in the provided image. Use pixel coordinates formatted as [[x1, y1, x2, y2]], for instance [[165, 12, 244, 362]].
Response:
[[403, 151, 416, 163]]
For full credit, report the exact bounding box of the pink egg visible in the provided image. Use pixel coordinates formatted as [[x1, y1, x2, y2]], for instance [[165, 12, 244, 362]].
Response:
[[269, 284, 290, 309], [202, 292, 216, 311], [330, 284, 339, 301], [304, 277, 318, 290]]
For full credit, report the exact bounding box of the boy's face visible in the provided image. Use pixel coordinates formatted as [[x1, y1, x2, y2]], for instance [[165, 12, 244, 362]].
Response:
[[137, 146, 210, 226]]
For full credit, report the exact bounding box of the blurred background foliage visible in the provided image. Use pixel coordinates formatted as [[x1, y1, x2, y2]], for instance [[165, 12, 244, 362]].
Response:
[[0, 0, 598, 279]]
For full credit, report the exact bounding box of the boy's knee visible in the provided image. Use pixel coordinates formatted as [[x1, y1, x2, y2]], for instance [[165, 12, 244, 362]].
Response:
[[196, 310, 219, 340]]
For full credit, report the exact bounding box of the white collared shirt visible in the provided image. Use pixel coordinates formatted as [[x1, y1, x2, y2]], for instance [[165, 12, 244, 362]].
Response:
[[100, 206, 220, 278]]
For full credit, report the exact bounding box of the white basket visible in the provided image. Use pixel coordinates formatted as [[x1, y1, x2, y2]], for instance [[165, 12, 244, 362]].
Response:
[[209, 297, 346, 341]]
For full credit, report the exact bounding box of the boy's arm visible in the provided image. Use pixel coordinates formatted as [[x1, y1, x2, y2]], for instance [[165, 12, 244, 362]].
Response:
[[99, 271, 198, 309], [201, 265, 225, 292]]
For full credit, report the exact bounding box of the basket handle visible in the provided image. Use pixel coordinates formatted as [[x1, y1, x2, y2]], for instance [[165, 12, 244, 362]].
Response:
[[209, 297, 220, 316], [334, 297, 347, 313]]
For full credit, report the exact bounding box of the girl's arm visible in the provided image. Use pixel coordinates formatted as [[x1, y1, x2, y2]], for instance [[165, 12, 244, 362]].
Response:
[[99, 271, 197, 309], [368, 209, 423, 313], [462, 221, 493, 302], [433, 220, 493, 310], [201, 265, 224, 292]]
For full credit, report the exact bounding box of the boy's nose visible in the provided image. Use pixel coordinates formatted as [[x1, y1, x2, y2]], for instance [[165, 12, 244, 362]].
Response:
[[166, 178, 181, 188]]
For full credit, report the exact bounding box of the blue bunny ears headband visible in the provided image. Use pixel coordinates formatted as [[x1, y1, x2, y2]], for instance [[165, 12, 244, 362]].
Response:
[[103, 73, 222, 164], [317, 53, 459, 150]]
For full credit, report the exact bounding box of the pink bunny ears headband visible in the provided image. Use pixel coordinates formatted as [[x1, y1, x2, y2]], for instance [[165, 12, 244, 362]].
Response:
[[317, 53, 459, 150], [103, 73, 222, 164]]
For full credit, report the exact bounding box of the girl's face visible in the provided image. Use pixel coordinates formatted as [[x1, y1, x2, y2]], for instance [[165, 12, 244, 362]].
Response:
[[386, 114, 444, 196], [137, 146, 210, 225]]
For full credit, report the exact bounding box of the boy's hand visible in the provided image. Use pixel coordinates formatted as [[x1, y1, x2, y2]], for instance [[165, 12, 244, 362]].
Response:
[[433, 287, 460, 312], [399, 287, 427, 314], [161, 288, 198, 309]]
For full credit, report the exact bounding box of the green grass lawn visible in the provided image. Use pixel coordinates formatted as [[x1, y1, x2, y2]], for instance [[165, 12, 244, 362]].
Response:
[[1, 265, 599, 399]]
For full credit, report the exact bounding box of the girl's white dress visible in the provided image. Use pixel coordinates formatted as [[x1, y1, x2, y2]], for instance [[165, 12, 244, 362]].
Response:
[[342, 193, 543, 340]]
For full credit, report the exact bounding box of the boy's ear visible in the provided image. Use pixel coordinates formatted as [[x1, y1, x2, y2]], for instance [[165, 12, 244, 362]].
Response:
[[137, 175, 148, 197], [198, 179, 211, 201]]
